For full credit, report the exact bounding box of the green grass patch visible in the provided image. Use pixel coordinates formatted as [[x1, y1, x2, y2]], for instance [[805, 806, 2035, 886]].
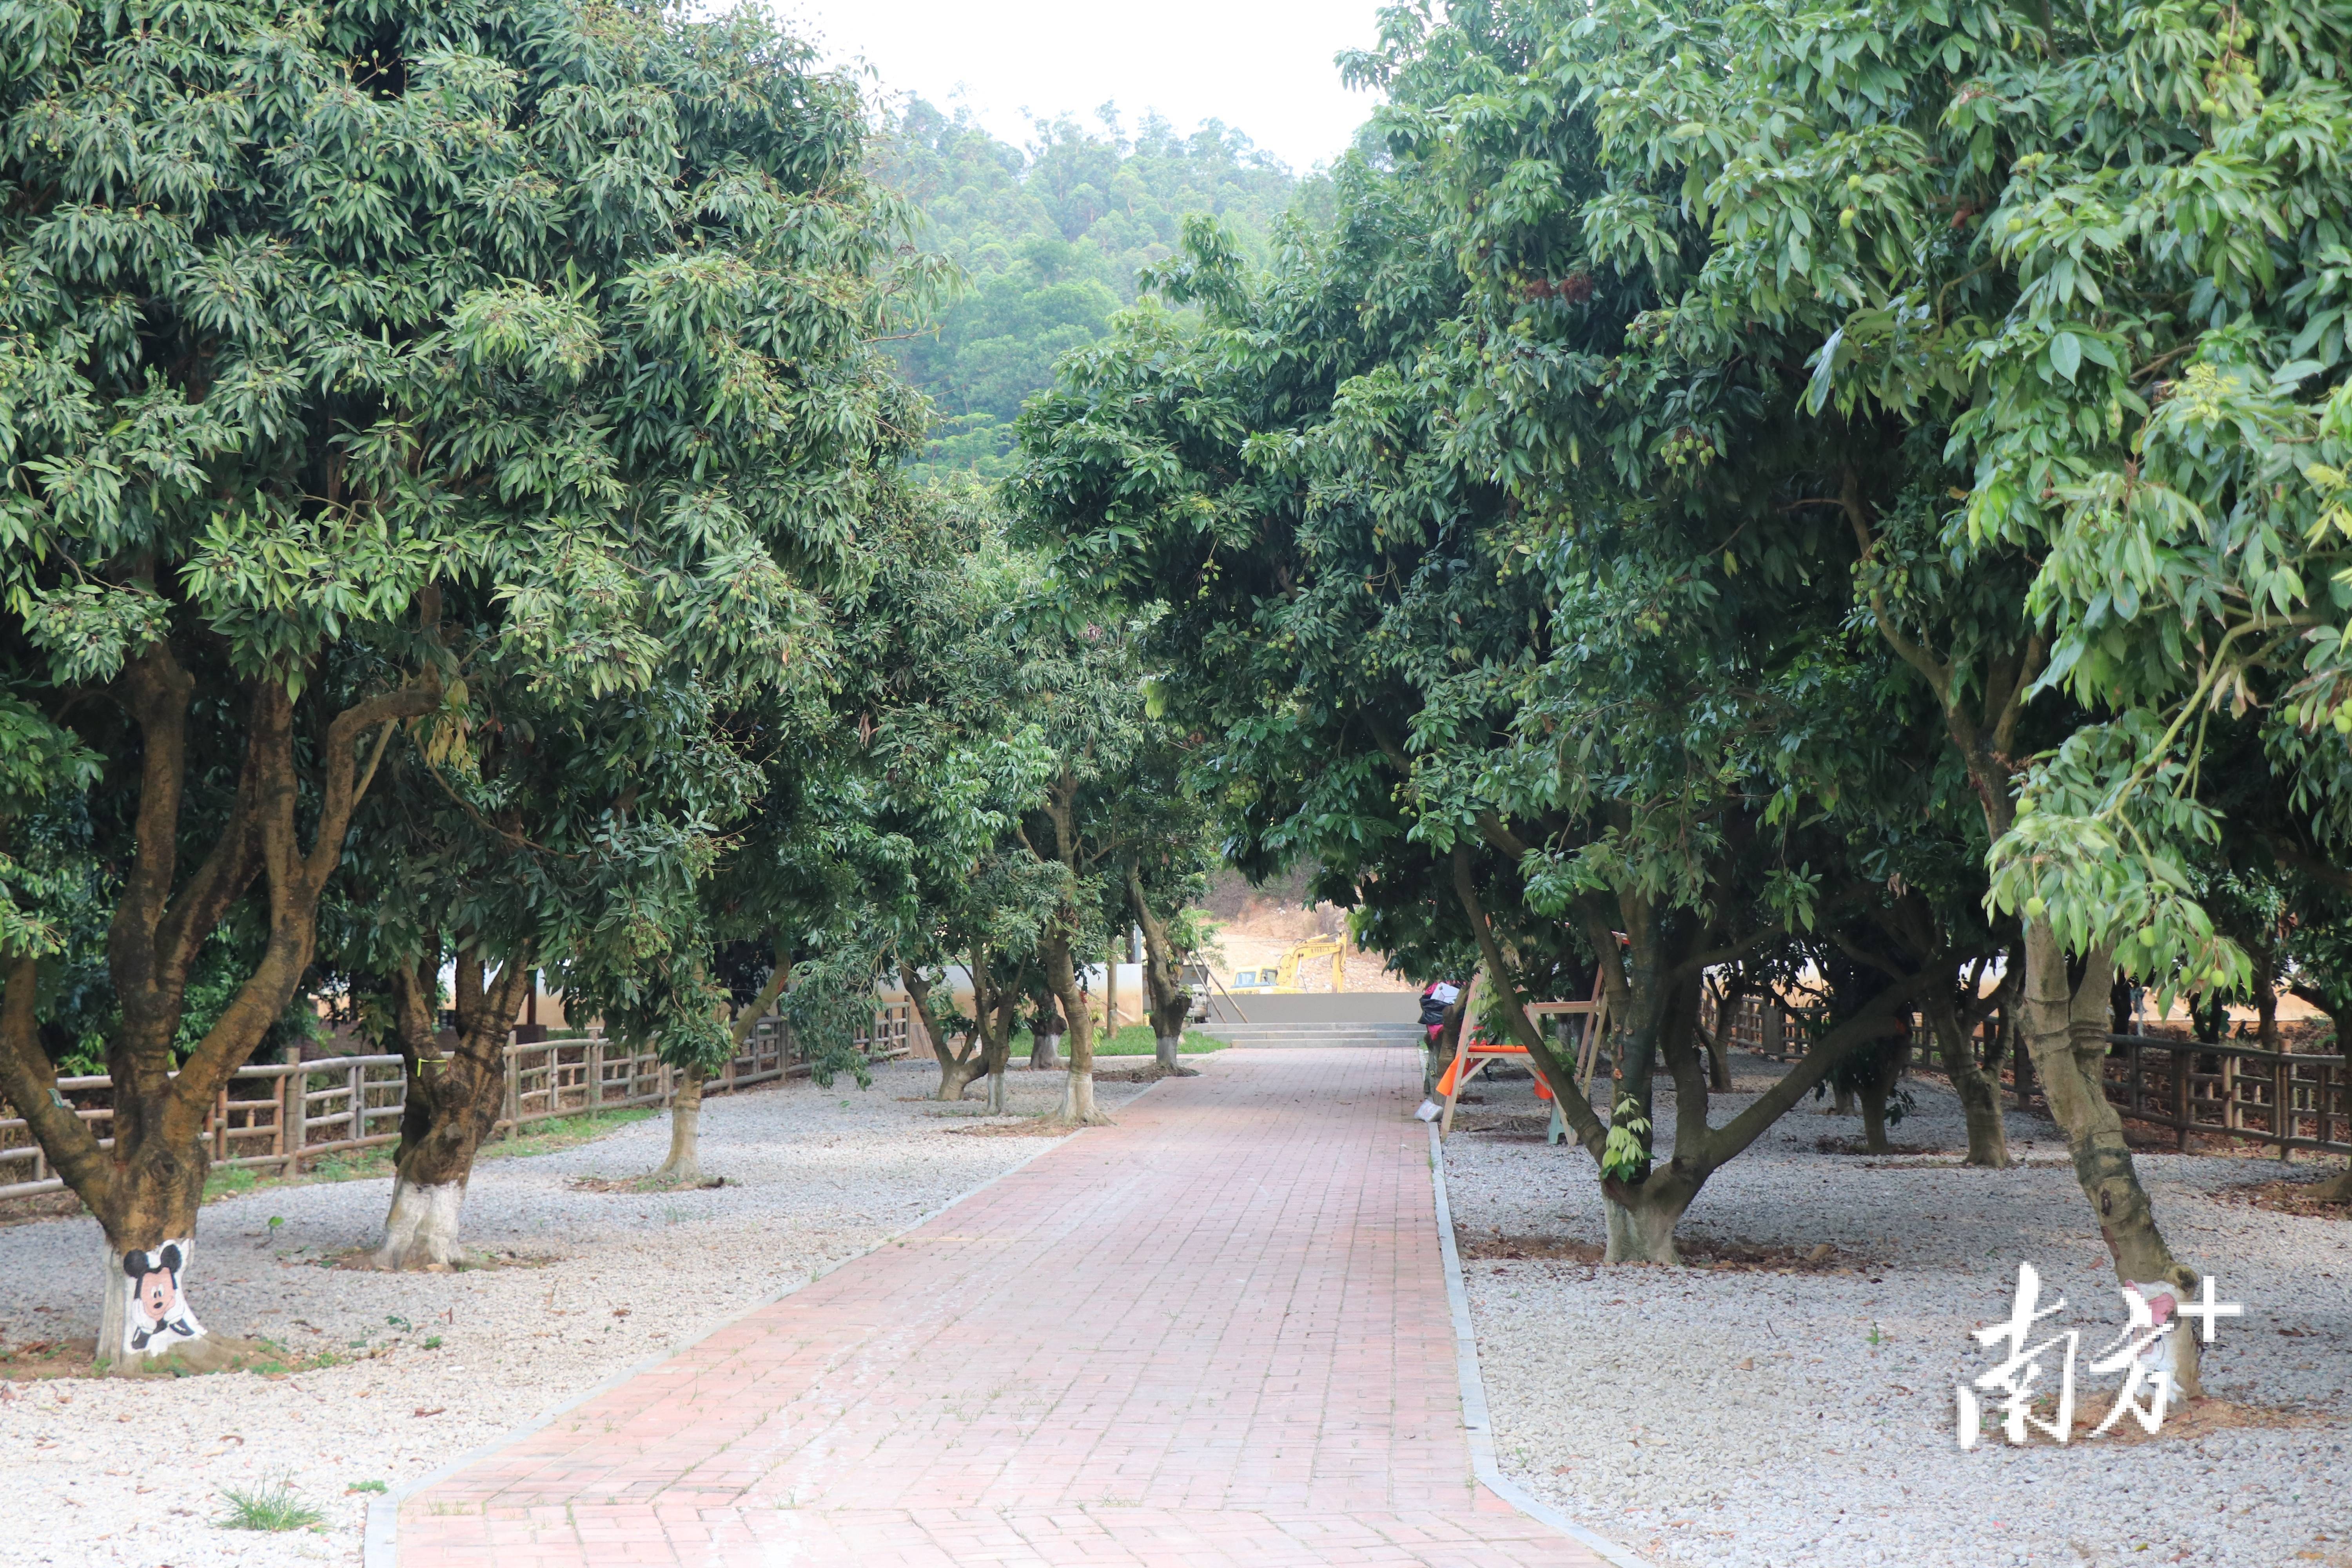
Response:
[[479, 1106, 655, 1161], [188, 1107, 652, 1214], [1019, 1023, 1228, 1056], [347, 1479, 388, 1495], [219, 1479, 324, 1532]]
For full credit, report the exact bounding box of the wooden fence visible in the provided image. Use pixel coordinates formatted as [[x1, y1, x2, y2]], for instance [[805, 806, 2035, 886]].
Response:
[[1704, 994, 2351, 1160], [1705, 993, 1821, 1062], [0, 1003, 911, 1203], [2100, 1033, 2350, 1158]]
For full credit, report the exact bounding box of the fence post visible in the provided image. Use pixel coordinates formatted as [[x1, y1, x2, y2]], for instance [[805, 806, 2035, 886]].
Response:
[[286, 1066, 309, 1175], [505, 1044, 522, 1140], [2276, 1055, 2294, 1159], [2171, 1047, 2190, 1152], [587, 1038, 604, 1113], [347, 1063, 365, 1144]]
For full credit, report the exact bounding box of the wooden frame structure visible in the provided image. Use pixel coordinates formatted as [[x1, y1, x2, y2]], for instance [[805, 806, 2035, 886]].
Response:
[[1433, 969, 1612, 1138]]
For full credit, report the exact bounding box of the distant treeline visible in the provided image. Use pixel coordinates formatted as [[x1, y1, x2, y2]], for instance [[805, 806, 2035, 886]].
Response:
[[876, 99, 1336, 479]]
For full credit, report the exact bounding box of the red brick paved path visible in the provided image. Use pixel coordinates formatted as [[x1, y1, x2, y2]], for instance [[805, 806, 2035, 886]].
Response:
[[396, 1048, 1604, 1566]]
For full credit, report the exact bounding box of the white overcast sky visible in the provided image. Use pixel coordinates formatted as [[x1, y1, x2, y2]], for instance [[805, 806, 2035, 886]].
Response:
[[775, 0, 1392, 172]]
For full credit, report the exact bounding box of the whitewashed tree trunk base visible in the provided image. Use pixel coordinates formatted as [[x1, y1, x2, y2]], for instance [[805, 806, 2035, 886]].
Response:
[[1603, 1192, 1690, 1265], [1153, 1032, 1198, 1076], [1055, 1068, 1111, 1126], [984, 1071, 1007, 1114], [374, 1178, 469, 1270], [98, 1238, 257, 1373]]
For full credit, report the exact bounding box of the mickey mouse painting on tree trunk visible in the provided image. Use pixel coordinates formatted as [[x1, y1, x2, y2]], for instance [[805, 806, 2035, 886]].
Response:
[[122, 1241, 203, 1356]]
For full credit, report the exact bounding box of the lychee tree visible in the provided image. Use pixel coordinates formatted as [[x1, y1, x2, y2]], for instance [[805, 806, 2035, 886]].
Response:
[[0, 0, 924, 1353]]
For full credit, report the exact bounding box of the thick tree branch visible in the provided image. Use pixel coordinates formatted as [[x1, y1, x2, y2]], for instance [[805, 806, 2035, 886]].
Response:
[[1695, 970, 1931, 1171], [1451, 847, 1606, 1154], [0, 955, 113, 1206]]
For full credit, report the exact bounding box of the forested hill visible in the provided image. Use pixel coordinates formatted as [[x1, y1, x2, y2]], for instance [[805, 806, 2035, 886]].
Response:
[[877, 98, 1328, 479]]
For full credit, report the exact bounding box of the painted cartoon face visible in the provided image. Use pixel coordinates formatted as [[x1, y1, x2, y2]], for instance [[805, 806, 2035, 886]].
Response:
[[136, 1265, 176, 1323]]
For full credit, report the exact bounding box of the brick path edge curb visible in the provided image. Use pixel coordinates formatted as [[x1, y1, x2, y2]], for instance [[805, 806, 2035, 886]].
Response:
[[1428, 1122, 1655, 1568], [359, 1083, 1161, 1568]]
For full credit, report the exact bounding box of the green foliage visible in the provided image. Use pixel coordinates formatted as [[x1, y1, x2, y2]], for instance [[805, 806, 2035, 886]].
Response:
[[1553, 0, 2352, 990], [2, 0, 927, 1104], [217, 1481, 323, 1533], [1598, 1094, 1651, 1183], [877, 100, 1323, 479]]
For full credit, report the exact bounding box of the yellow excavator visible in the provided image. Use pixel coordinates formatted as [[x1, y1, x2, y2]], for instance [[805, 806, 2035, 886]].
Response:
[[1230, 936, 1348, 993]]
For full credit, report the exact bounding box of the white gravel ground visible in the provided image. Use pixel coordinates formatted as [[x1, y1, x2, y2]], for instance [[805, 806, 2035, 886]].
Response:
[[1444, 1056, 2351, 1568], [0, 1060, 1148, 1568]]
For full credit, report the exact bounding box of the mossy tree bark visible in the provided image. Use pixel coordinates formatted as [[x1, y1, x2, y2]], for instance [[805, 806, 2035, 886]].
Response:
[[2017, 926, 2204, 1394], [0, 643, 428, 1367]]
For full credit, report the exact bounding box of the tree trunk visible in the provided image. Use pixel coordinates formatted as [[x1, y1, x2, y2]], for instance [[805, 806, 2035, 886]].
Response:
[[1858, 1079, 1890, 1153], [1926, 986, 2010, 1167], [1129, 860, 1198, 1077], [1831, 1082, 1856, 1116], [93, 1157, 256, 1374], [903, 961, 983, 1100], [653, 1065, 705, 1185], [1105, 936, 1120, 1037], [1044, 933, 1111, 1125], [1857, 1036, 1910, 1154], [971, 947, 1022, 1114], [2017, 924, 2203, 1395], [373, 947, 534, 1270], [0, 646, 432, 1362], [1603, 1177, 1695, 1265], [653, 946, 788, 1182], [1030, 1026, 1062, 1071], [1701, 1020, 1732, 1092]]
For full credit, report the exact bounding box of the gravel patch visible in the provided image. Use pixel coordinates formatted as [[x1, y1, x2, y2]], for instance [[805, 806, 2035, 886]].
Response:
[[1445, 1054, 2350, 1568], [0, 1060, 1151, 1567]]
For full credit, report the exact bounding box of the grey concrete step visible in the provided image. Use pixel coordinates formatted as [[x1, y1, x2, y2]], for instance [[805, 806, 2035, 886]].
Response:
[[1192, 1022, 1426, 1049]]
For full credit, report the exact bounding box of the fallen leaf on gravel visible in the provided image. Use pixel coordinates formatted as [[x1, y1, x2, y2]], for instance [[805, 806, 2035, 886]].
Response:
[[414, 1406, 446, 1417]]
